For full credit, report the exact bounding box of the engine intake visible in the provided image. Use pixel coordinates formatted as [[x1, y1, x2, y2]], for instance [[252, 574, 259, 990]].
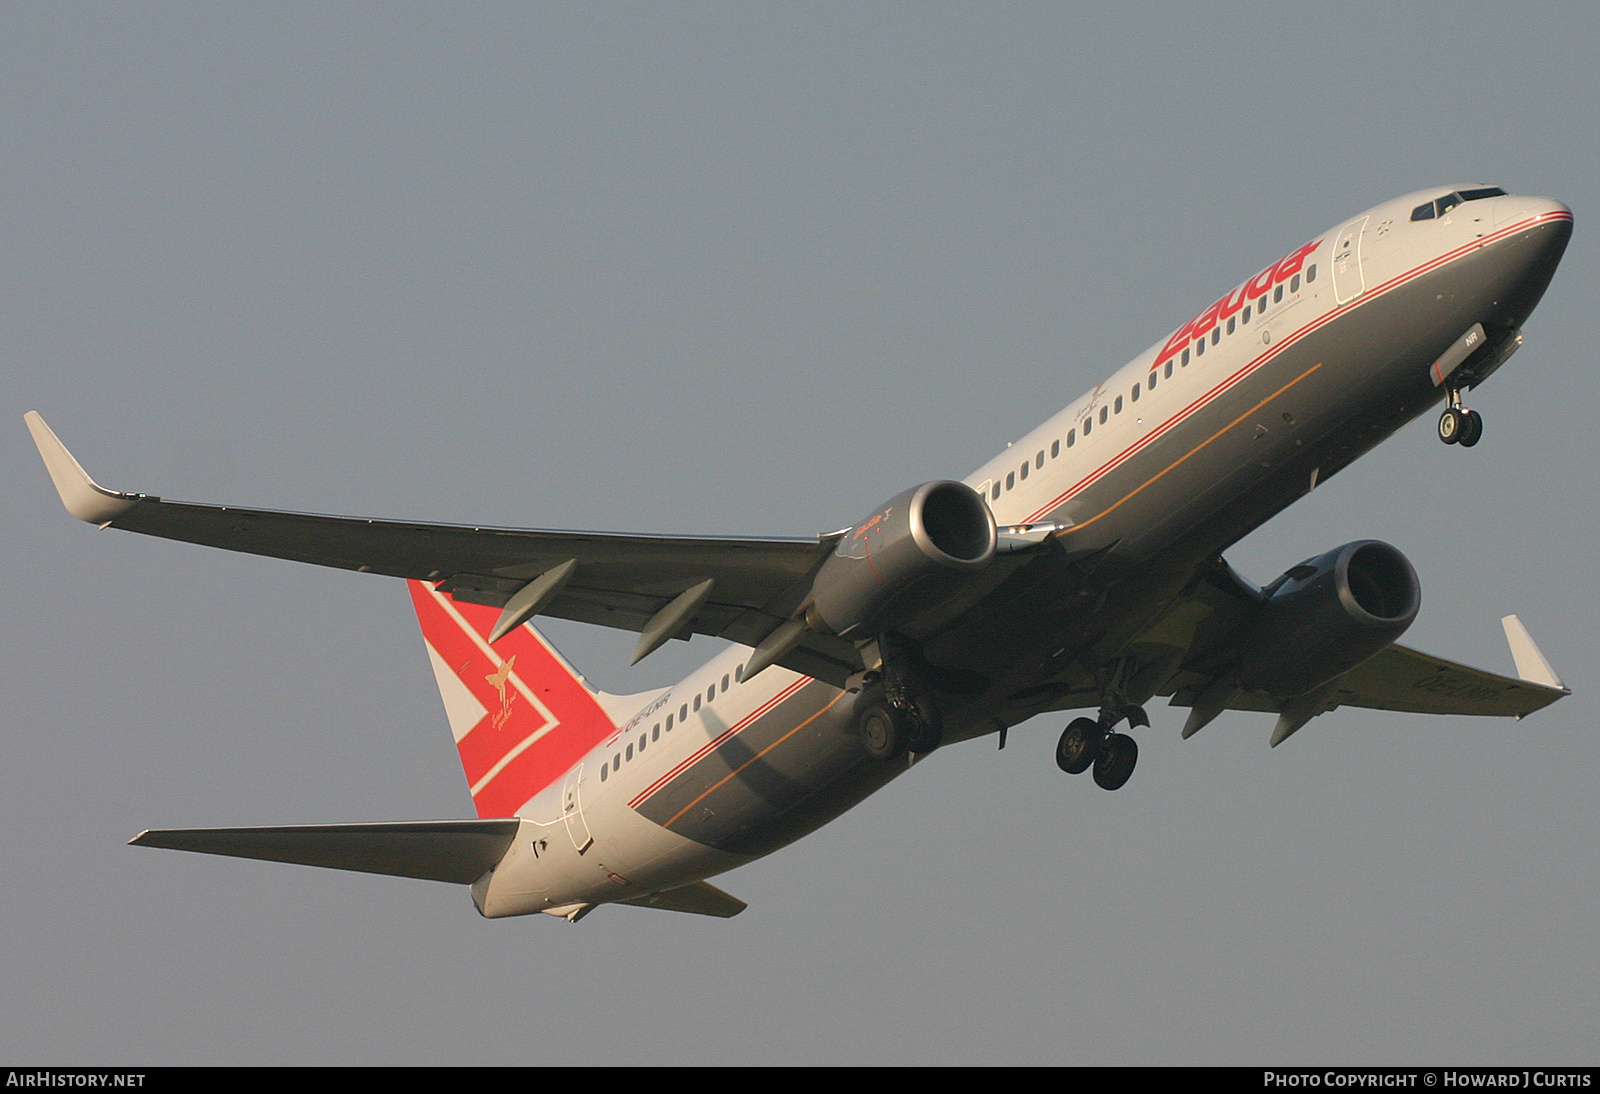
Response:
[[1237, 540, 1421, 697], [806, 481, 996, 639]]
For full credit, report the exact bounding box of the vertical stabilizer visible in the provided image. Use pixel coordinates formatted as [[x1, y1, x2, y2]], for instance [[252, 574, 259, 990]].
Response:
[[408, 581, 624, 817]]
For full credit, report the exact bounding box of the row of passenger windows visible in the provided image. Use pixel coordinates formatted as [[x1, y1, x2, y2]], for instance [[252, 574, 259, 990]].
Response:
[[598, 664, 745, 781], [987, 264, 1316, 502]]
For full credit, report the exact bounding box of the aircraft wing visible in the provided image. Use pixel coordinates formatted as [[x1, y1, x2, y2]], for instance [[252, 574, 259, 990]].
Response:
[[1164, 641, 1568, 719], [27, 413, 844, 668], [991, 549, 1568, 734]]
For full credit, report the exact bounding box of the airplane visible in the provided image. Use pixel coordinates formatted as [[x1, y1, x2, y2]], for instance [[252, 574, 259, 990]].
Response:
[[26, 184, 1574, 922]]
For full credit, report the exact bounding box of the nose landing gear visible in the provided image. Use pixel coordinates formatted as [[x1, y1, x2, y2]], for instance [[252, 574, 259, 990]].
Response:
[[1438, 389, 1483, 448]]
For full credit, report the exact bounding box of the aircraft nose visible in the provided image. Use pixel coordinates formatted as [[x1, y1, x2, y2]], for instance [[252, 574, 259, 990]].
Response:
[[1493, 194, 1572, 229], [1485, 195, 1572, 328]]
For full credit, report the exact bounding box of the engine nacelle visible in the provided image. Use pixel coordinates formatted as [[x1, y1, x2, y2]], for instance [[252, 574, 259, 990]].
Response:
[[1237, 540, 1421, 697], [806, 481, 996, 639]]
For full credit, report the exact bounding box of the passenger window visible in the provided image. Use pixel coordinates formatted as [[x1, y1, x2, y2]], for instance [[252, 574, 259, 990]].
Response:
[[1114, 395, 1123, 413], [1131, 384, 1140, 402], [666, 713, 674, 730], [1165, 360, 1173, 378], [1006, 471, 1014, 489], [600, 765, 608, 782], [626, 743, 634, 761], [1181, 349, 1189, 366], [693, 695, 701, 711], [680, 704, 688, 721], [1274, 285, 1284, 303], [1241, 306, 1250, 324], [1290, 274, 1300, 292], [1147, 372, 1156, 390], [722, 675, 729, 692], [1099, 406, 1108, 424], [653, 724, 660, 741], [992, 481, 1001, 500], [1051, 439, 1059, 457], [639, 734, 646, 752], [707, 685, 716, 702], [1020, 462, 1029, 481], [1306, 263, 1316, 283], [1210, 328, 1220, 346], [1196, 338, 1205, 357], [1067, 429, 1075, 447], [613, 755, 621, 771], [736, 664, 745, 681], [1083, 417, 1091, 436], [1035, 451, 1044, 469]]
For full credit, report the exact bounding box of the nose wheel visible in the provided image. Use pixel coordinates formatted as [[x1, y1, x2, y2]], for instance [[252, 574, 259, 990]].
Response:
[[1438, 390, 1483, 448]]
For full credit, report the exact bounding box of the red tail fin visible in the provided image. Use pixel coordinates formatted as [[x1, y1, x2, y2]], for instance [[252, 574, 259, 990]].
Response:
[[407, 581, 617, 818]]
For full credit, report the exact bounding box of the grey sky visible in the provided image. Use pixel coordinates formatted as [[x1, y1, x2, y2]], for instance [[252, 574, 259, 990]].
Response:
[[3, 4, 1597, 1064]]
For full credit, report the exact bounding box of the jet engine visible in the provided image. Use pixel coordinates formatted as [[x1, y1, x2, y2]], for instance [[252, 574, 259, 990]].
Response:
[[1236, 540, 1421, 697], [805, 480, 996, 639]]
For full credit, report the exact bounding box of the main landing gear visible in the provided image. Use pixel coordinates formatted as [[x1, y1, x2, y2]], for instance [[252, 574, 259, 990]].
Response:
[[1437, 388, 1483, 448], [854, 662, 942, 761], [1055, 707, 1143, 791], [1056, 658, 1152, 790]]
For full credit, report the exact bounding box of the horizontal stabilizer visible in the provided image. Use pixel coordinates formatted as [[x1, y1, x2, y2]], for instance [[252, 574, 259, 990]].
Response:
[[131, 820, 522, 884], [620, 880, 747, 918]]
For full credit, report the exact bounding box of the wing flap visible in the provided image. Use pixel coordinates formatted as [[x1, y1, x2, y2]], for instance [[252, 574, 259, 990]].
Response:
[[130, 820, 523, 884]]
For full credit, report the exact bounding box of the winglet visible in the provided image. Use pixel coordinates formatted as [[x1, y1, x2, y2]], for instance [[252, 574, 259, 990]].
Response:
[[1501, 615, 1567, 691], [24, 412, 139, 526]]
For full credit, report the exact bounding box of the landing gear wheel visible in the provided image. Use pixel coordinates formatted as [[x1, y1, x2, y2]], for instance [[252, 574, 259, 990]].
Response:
[[859, 704, 903, 760], [1092, 733, 1138, 791], [1458, 409, 1483, 448], [1056, 717, 1106, 775], [903, 696, 944, 754], [1438, 407, 1465, 444]]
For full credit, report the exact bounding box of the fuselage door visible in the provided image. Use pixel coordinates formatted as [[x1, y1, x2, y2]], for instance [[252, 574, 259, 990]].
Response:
[[1331, 216, 1368, 304], [562, 765, 594, 855]]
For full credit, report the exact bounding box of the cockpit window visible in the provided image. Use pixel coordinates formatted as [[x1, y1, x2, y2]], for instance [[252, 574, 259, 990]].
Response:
[[1411, 187, 1507, 221]]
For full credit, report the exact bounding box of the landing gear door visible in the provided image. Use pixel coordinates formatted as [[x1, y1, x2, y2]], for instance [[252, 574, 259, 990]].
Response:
[[1331, 216, 1367, 305], [562, 765, 594, 855]]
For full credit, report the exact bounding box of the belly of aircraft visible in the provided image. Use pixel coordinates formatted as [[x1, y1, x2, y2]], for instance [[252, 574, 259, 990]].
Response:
[[629, 679, 907, 857]]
